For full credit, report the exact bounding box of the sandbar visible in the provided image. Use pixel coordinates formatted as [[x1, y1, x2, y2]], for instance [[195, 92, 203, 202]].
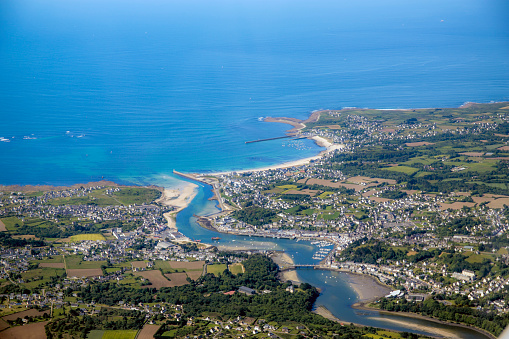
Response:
[[342, 272, 391, 302], [156, 182, 198, 231]]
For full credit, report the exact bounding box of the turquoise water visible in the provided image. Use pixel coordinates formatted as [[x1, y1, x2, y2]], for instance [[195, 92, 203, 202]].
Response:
[[1, 0, 509, 185]]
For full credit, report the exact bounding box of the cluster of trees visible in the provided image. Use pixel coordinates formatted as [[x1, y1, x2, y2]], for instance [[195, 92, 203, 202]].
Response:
[[45, 308, 145, 338], [380, 190, 407, 199], [339, 238, 408, 264], [0, 232, 45, 247], [379, 297, 508, 336], [232, 206, 278, 226]]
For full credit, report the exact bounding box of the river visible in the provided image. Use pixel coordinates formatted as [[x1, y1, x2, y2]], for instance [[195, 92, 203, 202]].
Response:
[[175, 179, 492, 339]]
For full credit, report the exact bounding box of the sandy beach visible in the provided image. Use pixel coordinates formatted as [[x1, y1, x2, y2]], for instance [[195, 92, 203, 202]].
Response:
[[211, 138, 344, 175], [156, 183, 198, 231], [370, 316, 465, 339], [313, 306, 343, 323]]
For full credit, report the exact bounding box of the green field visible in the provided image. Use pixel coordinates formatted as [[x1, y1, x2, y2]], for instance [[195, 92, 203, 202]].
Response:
[[207, 264, 227, 276], [0, 217, 23, 231], [101, 330, 138, 339], [47, 187, 160, 207], [69, 233, 106, 242], [383, 165, 419, 175], [65, 255, 106, 269], [153, 260, 177, 274], [21, 268, 65, 288], [318, 191, 334, 199], [34, 256, 64, 264], [87, 330, 105, 339], [228, 263, 244, 275], [277, 185, 298, 189], [318, 211, 341, 220]]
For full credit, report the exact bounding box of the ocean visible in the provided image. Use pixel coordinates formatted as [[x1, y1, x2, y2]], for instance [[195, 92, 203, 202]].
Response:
[[1, 0, 508, 187]]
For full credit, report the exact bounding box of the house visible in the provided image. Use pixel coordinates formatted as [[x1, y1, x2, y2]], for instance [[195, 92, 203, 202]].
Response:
[[238, 286, 256, 295]]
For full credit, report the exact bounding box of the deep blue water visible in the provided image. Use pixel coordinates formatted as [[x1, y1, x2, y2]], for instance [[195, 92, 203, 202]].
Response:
[[1, 0, 509, 186]]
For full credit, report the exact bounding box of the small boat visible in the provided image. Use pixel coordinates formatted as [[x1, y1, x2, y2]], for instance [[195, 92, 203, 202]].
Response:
[[211, 237, 221, 240], [194, 239, 201, 243]]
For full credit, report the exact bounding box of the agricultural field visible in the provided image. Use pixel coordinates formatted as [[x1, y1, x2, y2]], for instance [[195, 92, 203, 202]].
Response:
[[65, 255, 106, 269], [168, 260, 205, 270], [0, 321, 48, 339], [101, 330, 138, 339], [185, 270, 203, 281], [134, 270, 173, 289], [228, 263, 244, 275], [137, 325, 160, 339], [207, 264, 227, 276], [163, 272, 191, 287], [2, 309, 50, 321], [69, 233, 106, 242], [67, 268, 103, 278], [20, 268, 65, 288]]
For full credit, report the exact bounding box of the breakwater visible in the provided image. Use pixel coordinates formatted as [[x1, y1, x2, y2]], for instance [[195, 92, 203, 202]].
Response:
[[245, 135, 292, 144]]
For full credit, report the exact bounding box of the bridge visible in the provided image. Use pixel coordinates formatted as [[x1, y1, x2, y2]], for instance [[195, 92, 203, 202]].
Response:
[[279, 264, 318, 272]]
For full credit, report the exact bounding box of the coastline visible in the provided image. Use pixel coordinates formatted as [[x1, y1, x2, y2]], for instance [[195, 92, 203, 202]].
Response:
[[208, 110, 344, 175], [208, 136, 343, 176]]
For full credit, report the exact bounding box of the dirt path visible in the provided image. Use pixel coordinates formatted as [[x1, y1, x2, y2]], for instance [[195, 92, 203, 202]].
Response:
[[0, 220, 7, 232]]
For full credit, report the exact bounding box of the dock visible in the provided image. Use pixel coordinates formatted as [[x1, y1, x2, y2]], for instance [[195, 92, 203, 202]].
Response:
[[245, 136, 291, 144]]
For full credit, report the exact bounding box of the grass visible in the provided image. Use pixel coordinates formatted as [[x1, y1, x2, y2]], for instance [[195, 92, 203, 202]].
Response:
[[0, 216, 23, 231], [153, 260, 177, 274], [365, 330, 403, 339], [21, 268, 65, 288], [228, 263, 244, 275], [101, 330, 138, 339], [318, 212, 341, 220], [318, 191, 334, 199], [207, 264, 228, 276], [87, 330, 105, 339], [65, 255, 106, 269], [383, 165, 419, 175], [47, 187, 160, 207], [69, 233, 106, 242], [277, 185, 298, 189], [34, 256, 64, 264], [465, 252, 493, 264]]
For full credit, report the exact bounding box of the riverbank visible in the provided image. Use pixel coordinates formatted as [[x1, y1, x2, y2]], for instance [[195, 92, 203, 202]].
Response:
[[353, 303, 497, 339]]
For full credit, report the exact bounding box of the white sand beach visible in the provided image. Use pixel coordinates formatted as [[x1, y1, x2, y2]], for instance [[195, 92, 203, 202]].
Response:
[[156, 183, 198, 231], [211, 137, 344, 175]]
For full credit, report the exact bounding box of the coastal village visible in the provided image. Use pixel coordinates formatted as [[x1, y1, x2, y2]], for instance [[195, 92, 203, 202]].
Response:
[[1, 102, 509, 338]]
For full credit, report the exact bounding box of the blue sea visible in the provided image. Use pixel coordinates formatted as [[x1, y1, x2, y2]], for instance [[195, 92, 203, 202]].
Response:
[[1, 0, 508, 186]]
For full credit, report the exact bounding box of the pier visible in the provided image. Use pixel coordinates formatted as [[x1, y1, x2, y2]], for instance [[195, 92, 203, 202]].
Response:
[[245, 135, 291, 144]]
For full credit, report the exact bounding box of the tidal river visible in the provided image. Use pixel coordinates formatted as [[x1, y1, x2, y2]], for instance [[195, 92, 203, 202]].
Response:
[[176, 180, 492, 339]]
